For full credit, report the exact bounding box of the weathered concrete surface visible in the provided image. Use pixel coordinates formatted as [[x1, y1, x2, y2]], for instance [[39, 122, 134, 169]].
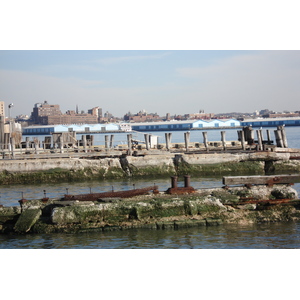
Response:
[[1, 184, 300, 234], [0, 158, 122, 173], [181, 153, 247, 164], [181, 152, 291, 165], [127, 154, 175, 168], [0, 152, 294, 173], [14, 208, 42, 233]]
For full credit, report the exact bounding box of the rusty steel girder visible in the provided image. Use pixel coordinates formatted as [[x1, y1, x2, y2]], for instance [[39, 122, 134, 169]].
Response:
[[63, 185, 159, 201]]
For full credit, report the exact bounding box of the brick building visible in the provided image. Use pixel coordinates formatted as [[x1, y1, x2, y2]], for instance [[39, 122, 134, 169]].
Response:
[[30, 101, 99, 125]]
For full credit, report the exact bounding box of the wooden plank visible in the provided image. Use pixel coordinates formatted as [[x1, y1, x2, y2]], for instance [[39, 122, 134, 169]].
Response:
[[223, 175, 300, 185]]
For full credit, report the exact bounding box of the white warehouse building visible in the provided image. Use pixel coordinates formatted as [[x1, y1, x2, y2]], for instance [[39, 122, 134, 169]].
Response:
[[131, 119, 241, 131]]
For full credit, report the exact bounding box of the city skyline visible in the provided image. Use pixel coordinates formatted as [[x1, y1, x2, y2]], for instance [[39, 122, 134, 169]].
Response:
[[1, 50, 300, 118]]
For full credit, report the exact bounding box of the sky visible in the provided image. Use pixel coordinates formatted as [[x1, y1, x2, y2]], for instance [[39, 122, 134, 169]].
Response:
[[1, 50, 300, 118]]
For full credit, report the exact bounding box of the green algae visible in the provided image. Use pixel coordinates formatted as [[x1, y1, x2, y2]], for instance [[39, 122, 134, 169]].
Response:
[[176, 161, 265, 176]]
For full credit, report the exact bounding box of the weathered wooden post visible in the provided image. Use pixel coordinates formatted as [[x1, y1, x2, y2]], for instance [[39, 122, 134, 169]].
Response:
[[110, 135, 114, 149], [59, 135, 64, 153], [184, 132, 190, 152], [25, 137, 30, 150], [238, 130, 246, 150], [274, 129, 283, 147], [243, 126, 254, 145], [165, 133, 172, 151], [256, 129, 263, 151], [144, 134, 150, 150], [127, 134, 132, 155], [82, 135, 87, 153], [266, 130, 271, 145], [202, 132, 209, 152], [34, 138, 39, 154], [240, 130, 246, 150], [278, 125, 288, 148], [221, 131, 226, 151], [105, 135, 109, 150]]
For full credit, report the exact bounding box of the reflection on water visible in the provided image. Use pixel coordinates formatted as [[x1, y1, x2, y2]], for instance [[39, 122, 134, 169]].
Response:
[[1, 222, 300, 249]]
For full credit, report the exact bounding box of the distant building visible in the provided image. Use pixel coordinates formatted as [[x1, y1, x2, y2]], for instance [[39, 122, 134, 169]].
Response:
[[241, 117, 300, 127], [0, 101, 5, 116], [30, 101, 99, 125], [130, 119, 240, 131], [88, 106, 102, 122], [22, 123, 127, 135], [124, 111, 162, 122]]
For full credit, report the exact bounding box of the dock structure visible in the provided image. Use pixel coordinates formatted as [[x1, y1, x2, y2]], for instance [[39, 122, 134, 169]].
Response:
[[0, 125, 292, 160]]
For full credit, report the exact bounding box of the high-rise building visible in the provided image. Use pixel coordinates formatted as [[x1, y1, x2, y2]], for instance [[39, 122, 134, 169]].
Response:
[[0, 101, 5, 116], [31, 101, 62, 124]]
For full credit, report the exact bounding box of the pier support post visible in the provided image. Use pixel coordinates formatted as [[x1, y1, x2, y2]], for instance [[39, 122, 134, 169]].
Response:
[[256, 129, 263, 151], [278, 125, 288, 148], [243, 126, 254, 145], [202, 132, 209, 152], [184, 132, 190, 152], [110, 135, 114, 149], [144, 134, 150, 150], [274, 129, 283, 147], [34, 138, 39, 155], [127, 134, 132, 155], [165, 133, 172, 151], [266, 130, 271, 145], [105, 135, 109, 150], [221, 131, 226, 151], [25, 137, 30, 150], [240, 130, 246, 150], [59, 135, 64, 153], [83, 135, 87, 153]]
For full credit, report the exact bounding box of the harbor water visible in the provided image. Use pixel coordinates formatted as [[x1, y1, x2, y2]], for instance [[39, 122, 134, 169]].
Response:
[[1, 126, 300, 249]]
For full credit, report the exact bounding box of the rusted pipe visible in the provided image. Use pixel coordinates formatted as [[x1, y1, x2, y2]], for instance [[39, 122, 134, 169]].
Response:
[[184, 175, 191, 188], [171, 176, 178, 188]]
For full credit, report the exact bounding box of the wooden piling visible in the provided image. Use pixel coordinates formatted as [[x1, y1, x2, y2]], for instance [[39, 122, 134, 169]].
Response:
[[165, 133, 172, 151], [243, 126, 254, 144], [110, 135, 114, 149], [256, 129, 263, 151], [144, 134, 150, 150], [105, 135, 109, 150], [266, 130, 271, 144], [184, 132, 190, 152], [127, 134, 132, 155], [278, 126, 288, 148], [221, 131, 226, 151], [274, 129, 283, 147], [82, 135, 87, 153], [202, 132, 209, 152]]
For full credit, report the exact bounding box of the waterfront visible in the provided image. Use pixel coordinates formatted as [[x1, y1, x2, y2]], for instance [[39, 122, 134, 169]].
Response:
[[1, 126, 299, 249], [23, 125, 300, 148]]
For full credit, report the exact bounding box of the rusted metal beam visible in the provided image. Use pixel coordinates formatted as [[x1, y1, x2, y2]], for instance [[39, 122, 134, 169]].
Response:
[[63, 185, 159, 201], [223, 175, 300, 186]]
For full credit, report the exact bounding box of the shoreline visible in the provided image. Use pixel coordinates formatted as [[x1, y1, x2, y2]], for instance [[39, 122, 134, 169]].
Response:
[[1, 182, 300, 235]]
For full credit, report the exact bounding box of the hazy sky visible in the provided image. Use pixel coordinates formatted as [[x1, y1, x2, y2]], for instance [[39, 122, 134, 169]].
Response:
[[1, 50, 299, 118]]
